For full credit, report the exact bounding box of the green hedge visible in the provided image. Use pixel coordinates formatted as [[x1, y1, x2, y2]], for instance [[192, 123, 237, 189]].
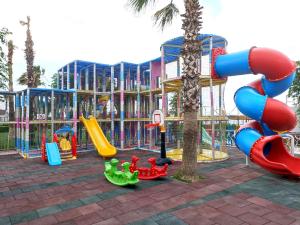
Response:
[[0, 125, 9, 133]]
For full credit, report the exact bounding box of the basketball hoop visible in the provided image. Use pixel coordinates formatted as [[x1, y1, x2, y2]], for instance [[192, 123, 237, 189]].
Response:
[[152, 110, 164, 126], [145, 110, 164, 129]]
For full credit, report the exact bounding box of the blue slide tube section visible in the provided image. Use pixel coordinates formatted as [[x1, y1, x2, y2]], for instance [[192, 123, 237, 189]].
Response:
[[215, 49, 252, 77], [235, 128, 262, 156], [260, 122, 277, 136], [234, 86, 267, 121], [261, 72, 296, 97]]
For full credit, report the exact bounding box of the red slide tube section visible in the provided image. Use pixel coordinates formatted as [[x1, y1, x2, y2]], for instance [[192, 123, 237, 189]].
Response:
[[246, 48, 299, 176]]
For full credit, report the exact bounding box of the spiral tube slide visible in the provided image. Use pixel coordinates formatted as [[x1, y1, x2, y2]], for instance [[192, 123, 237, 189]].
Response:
[[214, 47, 300, 176]]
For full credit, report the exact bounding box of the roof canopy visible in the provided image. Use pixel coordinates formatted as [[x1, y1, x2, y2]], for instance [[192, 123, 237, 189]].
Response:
[[59, 34, 227, 74], [160, 34, 227, 63]]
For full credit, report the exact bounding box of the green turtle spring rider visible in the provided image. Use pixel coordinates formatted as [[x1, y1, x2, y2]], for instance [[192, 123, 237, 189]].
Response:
[[104, 158, 139, 186]]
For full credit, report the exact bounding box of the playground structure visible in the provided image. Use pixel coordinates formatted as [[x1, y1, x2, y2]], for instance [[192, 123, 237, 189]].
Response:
[[41, 125, 77, 162], [213, 47, 300, 176], [1, 34, 298, 172], [0, 34, 231, 161]]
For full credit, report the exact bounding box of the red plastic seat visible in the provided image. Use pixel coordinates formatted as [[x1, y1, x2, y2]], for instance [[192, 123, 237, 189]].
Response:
[[129, 155, 168, 180]]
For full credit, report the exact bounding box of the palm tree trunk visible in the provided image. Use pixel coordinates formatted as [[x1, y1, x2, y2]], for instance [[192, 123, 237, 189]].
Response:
[[178, 0, 203, 180], [7, 40, 14, 149]]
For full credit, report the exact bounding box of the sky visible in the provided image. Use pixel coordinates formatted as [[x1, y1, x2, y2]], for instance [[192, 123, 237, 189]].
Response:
[[0, 0, 299, 113]]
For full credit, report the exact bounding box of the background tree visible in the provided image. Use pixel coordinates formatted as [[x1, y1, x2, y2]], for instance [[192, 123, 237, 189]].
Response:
[[20, 16, 35, 88], [128, 0, 203, 181], [0, 28, 11, 94], [50, 73, 59, 88], [288, 61, 300, 117], [18, 65, 45, 88]]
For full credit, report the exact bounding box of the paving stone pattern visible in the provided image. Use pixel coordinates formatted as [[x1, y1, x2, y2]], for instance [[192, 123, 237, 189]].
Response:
[[0, 149, 299, 225]]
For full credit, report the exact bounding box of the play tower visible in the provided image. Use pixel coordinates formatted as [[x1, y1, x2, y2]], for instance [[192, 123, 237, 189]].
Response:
[[0, 34, 230, 161]]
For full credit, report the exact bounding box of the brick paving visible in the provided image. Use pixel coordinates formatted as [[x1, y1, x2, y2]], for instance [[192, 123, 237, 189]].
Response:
[[0, 148, 299, 225]]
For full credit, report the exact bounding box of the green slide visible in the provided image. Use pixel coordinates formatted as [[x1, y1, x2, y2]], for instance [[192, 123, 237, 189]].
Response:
[[201, 127, 220, 149]]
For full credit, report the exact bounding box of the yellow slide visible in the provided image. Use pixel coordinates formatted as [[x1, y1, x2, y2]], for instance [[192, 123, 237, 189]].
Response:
[[80, 115, 117, 158]]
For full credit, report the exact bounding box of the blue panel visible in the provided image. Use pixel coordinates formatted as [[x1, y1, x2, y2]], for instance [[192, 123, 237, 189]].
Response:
[[25, 140, 29, 155], [16, 138, 20, 149], [215, 50, 252, 77], [262, 72, 296, 97], [121, 111, 125, 121], [16, 95, 20, 107], [235, 128, 262, 156], [46, 143, 62, 166], [234, 86, 267, 121], [137, 129, 140, 140]]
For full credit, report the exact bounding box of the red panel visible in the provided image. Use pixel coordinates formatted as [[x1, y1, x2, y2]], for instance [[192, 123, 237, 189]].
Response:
[[249, 48, 296, 81], [251, 135, 300, 176], [53, 134, 59, 144], [72, 134, 77, 157], [145, 123, 159, 128], [262, 98, 297, 132], [211, 48, 228, 80], [41, 133, 47, 162], [248, 79, 265, 95], [238, 121, 263, 134]]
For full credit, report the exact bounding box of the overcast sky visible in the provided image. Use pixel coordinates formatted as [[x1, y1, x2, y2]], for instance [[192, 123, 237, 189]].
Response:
[[0, 0, 299, 113]]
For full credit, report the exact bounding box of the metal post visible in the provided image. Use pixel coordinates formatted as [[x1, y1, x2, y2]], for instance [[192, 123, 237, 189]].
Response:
[[209, 35, 215, 160], [67, 64, 70, 90], [137, 65, 141, 148], [85, 68, 89, 91], [161, 46, 166, 117], [102, 70, 106, 92], [149, 62, 153, 149], [25, 89, 30, 158], [198, 46, 203, 153], [21, 91, 24, 154], [177, 57, 181, 77], [78, 68, 81, 90], [16, 93, 20, 151], [110, 66, 115, 145], [73, 61, 78, 138], [51, 90, 54, 141], [245, 156, 249, 166], [93, 64, 96, 117], [44, 94, 48, 141], [219, 84, 222, 150], [176, 57, 181, 150], [61, 68, 64, 90], [177, 91, 181, 150], [120, 63, 125, 149]]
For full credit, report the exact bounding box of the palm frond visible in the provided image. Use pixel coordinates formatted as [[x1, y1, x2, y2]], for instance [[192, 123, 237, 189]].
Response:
[[18, 73, 27, 86], [153, 2, 179, 30], [18, 65, 46, 87], [128, 0, 156, 12]]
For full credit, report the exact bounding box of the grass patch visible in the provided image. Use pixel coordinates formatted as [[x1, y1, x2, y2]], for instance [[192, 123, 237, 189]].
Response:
[[0, 131, 15, 150]]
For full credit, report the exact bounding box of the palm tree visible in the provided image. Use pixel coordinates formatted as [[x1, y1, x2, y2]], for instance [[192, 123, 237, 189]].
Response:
[[0, 28, 11, 94], [7, 40, 14, 147], [18, 65, 45, 88], [288, 61, 300, 117], [20, 16, 35, 88], [128, 0, 203, 181]]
